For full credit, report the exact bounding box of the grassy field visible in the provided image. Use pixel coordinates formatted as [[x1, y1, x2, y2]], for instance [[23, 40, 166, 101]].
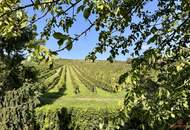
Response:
[[37, 59, 129, 111]]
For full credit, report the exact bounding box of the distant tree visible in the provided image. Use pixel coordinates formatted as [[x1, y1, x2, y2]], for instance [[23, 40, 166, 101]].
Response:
[[85, 52, 97, 62], [126, 58, 132, 64]]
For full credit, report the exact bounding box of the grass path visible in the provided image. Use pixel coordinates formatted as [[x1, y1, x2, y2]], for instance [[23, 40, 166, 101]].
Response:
[[63, 66, 75, 96], [55, 97, 123, 101], [38, 96, 124, 110]]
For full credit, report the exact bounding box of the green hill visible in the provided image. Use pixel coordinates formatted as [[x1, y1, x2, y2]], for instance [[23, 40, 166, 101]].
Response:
[[35, 59, 130, 130]]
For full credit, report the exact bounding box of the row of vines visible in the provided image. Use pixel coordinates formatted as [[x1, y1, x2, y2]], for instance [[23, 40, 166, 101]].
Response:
[[39, 60, 129, 94], [33, 60, 128, 130]]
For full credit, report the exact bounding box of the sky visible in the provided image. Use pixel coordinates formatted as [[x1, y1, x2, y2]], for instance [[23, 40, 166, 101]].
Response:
[[23, 0, 157, 61]]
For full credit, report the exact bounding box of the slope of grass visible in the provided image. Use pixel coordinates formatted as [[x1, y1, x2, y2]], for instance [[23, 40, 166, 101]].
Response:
[[35, 59, 129, 130], [37, 59, 128, 111]]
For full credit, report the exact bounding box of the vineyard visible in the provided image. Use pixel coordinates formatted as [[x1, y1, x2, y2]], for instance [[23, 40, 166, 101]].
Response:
[[35, 59, 130, 130]]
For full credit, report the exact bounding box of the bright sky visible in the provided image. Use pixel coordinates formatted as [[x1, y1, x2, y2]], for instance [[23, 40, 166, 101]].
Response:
[[23, 0, 157, 61]]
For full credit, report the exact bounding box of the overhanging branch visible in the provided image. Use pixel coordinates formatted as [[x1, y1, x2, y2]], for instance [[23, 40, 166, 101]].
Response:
[[0, 0, 61, 18], [54, 21, 95, 53]]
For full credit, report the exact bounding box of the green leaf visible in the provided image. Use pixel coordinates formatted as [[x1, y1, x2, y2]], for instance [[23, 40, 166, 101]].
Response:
[[150, 27, 158, 33], [20, 21, 27, 28], [183, 101, 188, 108], [147, 36, 156, 44], [53, 32, 65, 39], [58, 39, 64, 46], [171, 113, 175, 118], [83, 8, 91, 19], [50, 51, 58, 55], [77, 5, 84, 13], [16, 11, 23, 19], [97, 4, 104, 10], [66, 39, 73, 51], [34, 0, 40, 9]]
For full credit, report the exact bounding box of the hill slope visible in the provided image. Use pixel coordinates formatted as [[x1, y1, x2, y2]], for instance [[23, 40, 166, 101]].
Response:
[[35, 59, 129, 130]]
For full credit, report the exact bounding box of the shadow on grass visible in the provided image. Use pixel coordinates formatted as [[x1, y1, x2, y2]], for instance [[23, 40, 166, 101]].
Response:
[[39, 88, 67, 105]]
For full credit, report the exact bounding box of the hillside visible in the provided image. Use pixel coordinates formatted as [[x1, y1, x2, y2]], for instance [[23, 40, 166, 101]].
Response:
[[34, 59, 130, 129]]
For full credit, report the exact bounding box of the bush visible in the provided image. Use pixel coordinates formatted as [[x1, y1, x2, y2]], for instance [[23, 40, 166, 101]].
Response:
[[35, 107, 125, 130]]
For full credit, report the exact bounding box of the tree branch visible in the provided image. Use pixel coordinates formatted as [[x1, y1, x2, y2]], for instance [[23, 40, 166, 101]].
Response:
[[160, 15, 190, 49], [54, 0, 144, 53], [54, 21, 95, 53], [29, 7, 51, 26], [0, 0, 61, 18], [55, 0, 82, 17], [73, 21, 95, 41], [30, 0, 34, 5]]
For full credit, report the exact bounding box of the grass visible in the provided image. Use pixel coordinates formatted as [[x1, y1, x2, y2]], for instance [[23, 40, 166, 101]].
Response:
[[37, 59, 128, 113], [37, 98, 124, 113]]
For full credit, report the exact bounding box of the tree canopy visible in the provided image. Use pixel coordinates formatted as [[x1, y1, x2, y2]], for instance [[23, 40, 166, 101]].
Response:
[[1, 0, 189, 60]]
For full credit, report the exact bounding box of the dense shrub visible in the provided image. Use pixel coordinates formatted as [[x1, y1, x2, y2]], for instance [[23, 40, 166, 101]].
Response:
[[35, 107, 125, 130], [0, 82, 42, 130], [122, 48, 190, 129], [0, 61, 44, 130]]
